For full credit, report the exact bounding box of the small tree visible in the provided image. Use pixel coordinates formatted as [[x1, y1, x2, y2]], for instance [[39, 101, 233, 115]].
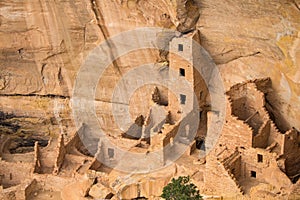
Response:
[[161, 176, 202, 200]]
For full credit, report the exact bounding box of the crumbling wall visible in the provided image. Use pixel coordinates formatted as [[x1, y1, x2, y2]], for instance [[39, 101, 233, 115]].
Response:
[[228, 83, 267, 135], [162, 122, 180, 147], [32, 142, 41, 174], [64, 125, 89, 156], [282, 129, 300, 180], [253, 120, 271, 148], [204, 151, 244, 197], [0, 161, 31, 189], [221, 150, 242, 180], [53, 134, 66, 175], [65, 129, 81, 153], [16, 179, 38, 200], [0, 134, 10, 157], [89, 157, 102, 171], [89, 147, 103, 171]]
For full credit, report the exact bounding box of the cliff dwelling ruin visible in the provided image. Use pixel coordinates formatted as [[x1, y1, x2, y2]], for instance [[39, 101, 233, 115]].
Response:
[[1, 0, 300, 199], [1, 29, 300, 200]]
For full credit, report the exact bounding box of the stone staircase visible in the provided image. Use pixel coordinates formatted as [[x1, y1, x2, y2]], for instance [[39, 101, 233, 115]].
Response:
[[220, 151, 244, 194]]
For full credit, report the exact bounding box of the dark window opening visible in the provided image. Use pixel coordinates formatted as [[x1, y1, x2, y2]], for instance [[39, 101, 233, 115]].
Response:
[[178, 44, 183, 51], [199, 111, 202, 119], [251, 171, 256, 178], [196, 139, 204, 150], [105, 193, 114, 199], [179, 68, 185, 76], [108, 148, 114, 159], [257, 154, 263, 163], [180, 94, 186, 104]]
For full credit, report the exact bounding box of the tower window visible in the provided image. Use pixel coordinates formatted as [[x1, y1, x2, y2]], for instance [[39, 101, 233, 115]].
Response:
[[257, 154, 263, 163], [250, 171, 256, 178], [108, 148, 114, 159], [179, 68, 185, 76], [178, 44, 183, 51], [180, 94, 186, 104]]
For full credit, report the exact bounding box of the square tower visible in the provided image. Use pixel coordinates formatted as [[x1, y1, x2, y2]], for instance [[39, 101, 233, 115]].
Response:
[[168, 31, 208, 121]]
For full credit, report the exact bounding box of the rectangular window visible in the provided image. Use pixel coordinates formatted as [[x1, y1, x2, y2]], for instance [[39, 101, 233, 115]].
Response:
[[180, 94, 186, 104], [108, 148, 114, 159], [178, 44, 183, 51], [179, 68, 185, 76], [250, 171, 256, 178], [257, 154, 263, 163]]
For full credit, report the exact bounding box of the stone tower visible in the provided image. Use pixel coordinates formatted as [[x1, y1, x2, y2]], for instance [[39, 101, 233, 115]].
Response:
[[168, 30, 208, 137]]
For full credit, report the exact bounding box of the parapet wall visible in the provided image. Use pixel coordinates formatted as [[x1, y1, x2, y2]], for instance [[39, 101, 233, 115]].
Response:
[[204, 150, 244, 197], [53, 134, 66, 175], [32, 141, 41, 174], [253, 120, 271, 148]]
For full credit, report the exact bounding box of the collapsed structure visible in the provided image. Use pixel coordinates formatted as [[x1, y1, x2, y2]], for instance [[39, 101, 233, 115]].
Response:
[[0, 31, 300, 200]]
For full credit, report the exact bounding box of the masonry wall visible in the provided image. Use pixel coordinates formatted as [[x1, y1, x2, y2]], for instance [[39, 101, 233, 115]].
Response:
[[219, 115, 253, 150], [32, 141, 41, 173], [282, 129, 300, 178], [0, 135, 10, 157], [229, 84, 267, 135], [240, 148, 292, 190], [192, 36, 211, 110], [65, 126, 84, 153], [22, 179, 38, 200], [240, 148, 271, 182], [169, 37, 194, 121], [53, 134, 66, 174], [221, 151, 242, 180], [253, 120, 271, 148], [204, 152, 244, 197]]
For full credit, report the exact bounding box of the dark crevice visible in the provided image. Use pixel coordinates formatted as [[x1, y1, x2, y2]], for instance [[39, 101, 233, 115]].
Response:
[[219, 51, 261, 65], [42, 51, 66, 61], [90, 0, 122, 76], [41, 63, 47, 85], [214, 49, 234, 57], [94, 98, 129, 105], [58, 66, 63, 84], [9, 137, 49, 154]]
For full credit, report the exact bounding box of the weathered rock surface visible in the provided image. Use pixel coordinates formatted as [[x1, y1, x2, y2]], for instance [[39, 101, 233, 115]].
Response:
[[0, 0, 299, 133]]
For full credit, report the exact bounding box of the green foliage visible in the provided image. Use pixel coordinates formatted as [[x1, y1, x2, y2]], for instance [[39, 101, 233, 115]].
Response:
[[161, 176, 202, 200]]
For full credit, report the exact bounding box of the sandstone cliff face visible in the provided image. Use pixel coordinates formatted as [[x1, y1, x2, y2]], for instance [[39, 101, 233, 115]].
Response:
[[0, 0, 299, 138], [197, 0, 300, 130]]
